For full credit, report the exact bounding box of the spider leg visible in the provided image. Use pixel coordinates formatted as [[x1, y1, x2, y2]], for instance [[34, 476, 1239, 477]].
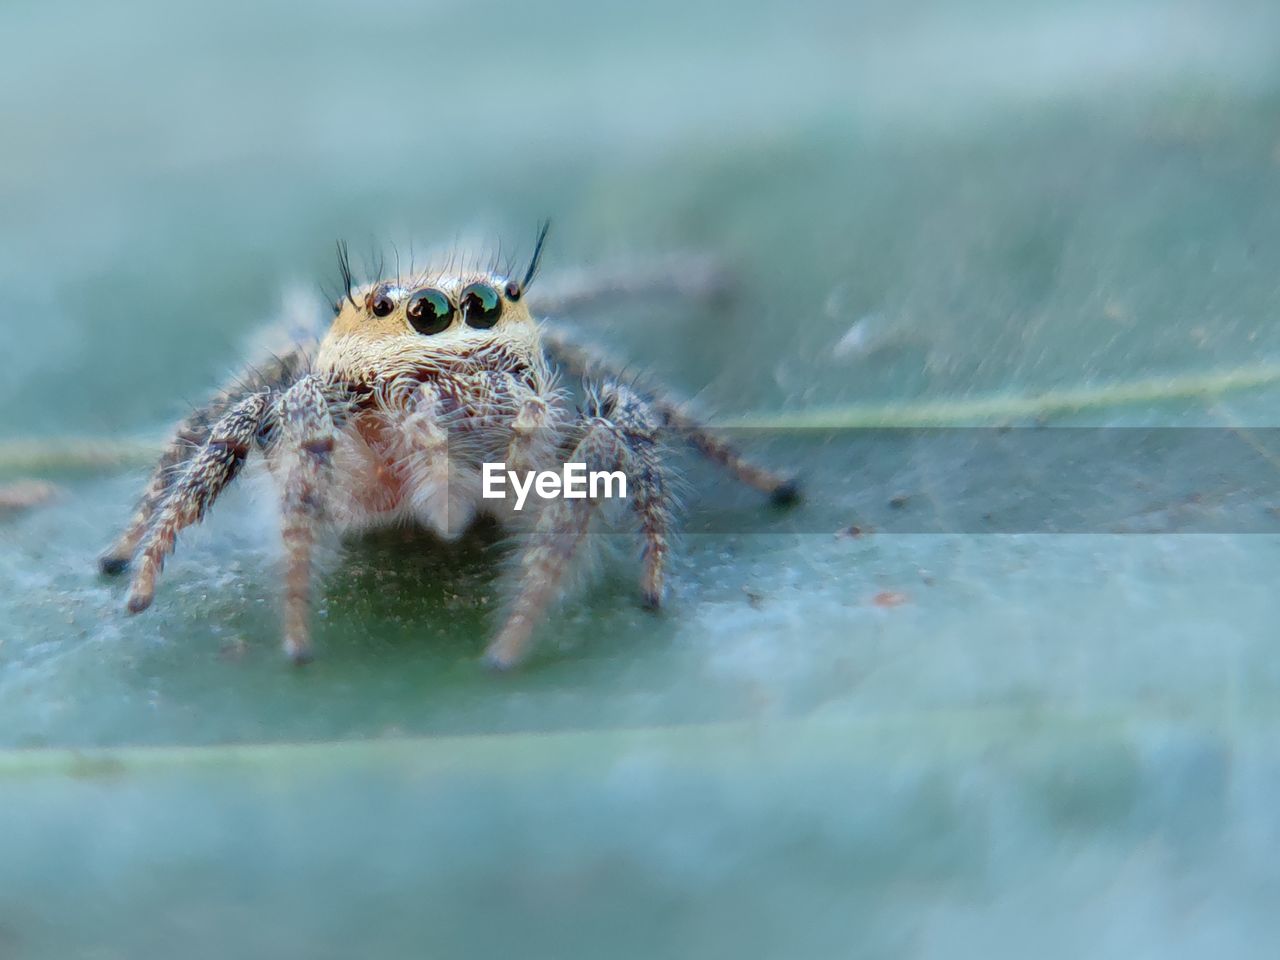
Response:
[[630, 430, 671, 610], [396, 380, 477, 539], [540, 328, 800, 503], [125, 392, 271, 613], [485, 382, 670, 669], [100, 346, 313, 574], [528, 253, 731, 316], [272, 374, 338, 664], [501, 373, 563, 476]]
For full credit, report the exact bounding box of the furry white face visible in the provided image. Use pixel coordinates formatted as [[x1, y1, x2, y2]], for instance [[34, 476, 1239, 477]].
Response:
[[315, 270, 546, 387], [332, 271, 538, 342], [324, 222, 551, 350], [316, 226, 553, 383]]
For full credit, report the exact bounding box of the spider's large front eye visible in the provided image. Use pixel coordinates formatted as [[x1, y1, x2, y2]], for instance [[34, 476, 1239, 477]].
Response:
[[368, 289, 396, 318], [460, 282, 502, 328], [406, 288, 454, 335]]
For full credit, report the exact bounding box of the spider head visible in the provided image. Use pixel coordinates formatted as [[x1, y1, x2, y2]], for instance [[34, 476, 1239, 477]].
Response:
[[317, 268, 545, 382], [319, 225, 551, 380], [328, 270, 538, 342]]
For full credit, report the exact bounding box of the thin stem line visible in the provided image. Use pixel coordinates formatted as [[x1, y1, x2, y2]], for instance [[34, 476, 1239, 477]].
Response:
[[3, 362, 1279, 474], [0, 707, 1248, 780], [715, 362, 1280, 429]]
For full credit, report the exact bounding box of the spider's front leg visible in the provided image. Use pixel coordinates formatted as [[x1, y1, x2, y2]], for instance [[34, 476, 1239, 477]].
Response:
[[389, 378, 480, 540], [268, 374, 342, 664], [486, 381, 670, 670], [100, 345, 313, 574], [125, 392, 271, 613], [491, 371, 564, 477]]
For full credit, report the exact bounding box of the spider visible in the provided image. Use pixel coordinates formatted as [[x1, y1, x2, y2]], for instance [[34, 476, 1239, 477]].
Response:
[[98, 226, 799, 668]]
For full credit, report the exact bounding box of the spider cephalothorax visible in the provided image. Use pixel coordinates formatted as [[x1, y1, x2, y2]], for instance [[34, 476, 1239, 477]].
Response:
[[99, 228, 798, 668]]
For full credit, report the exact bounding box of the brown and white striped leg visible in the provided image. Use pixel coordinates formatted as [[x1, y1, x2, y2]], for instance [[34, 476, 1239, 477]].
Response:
[[273, 375, 337, 664], [101, 399, 238, 575], [540, 328, 799, 503], [502, 374, 562, 477], [125, 393, 270, 614], [485, 383, 671, 669], [398, 380, 475, 539], [630, 433, 671, 610], [100, 346, 313, 574]]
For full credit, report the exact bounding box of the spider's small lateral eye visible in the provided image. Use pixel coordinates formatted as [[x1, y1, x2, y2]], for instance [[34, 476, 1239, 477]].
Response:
[[368, 289, 396, 318], [406, 288, 454, 335], [461, 282, 503, 328], [503, 278, 522, 301]]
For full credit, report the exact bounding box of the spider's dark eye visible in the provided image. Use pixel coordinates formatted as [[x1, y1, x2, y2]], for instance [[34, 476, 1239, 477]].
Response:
[[461, 282, 502, 328], [406, 288, 454, 335], [368, 289, 396, 318], [503, 279, 522, 301]]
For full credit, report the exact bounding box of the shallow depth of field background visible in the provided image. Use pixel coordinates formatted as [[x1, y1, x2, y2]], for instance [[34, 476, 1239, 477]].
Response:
[[3, 0, 1280, 957]]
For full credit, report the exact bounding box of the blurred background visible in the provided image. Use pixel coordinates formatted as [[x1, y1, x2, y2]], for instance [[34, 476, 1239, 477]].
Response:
[[3, 0, 1280, 956]]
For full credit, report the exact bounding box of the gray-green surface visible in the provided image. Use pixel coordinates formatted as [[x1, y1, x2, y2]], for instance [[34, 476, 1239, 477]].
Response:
[[3, 0, 1280, 956]]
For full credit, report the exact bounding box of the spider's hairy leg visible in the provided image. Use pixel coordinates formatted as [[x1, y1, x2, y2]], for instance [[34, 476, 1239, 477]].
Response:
[[124, 392, 270, 614], [501, 373, 562, 476], [272, 374, 338, 664], [626, 416, 672, 609], [397, 380, 476, 539], [99, 346, 313, 575], [540, 328, 800, 504], [485, 382, 671, 670], [527, 253, 732, 316], [100, 399, 235, 575]]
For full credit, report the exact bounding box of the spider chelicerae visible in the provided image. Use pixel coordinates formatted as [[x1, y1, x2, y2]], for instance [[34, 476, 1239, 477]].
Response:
[[99, 226, 799, 668]]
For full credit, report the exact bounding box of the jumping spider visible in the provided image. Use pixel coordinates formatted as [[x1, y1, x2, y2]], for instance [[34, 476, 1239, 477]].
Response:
[[99, 227, 798, 668]]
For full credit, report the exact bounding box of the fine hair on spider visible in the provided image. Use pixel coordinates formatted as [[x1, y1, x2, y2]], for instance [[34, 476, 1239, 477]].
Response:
[[335, 240, 358, 310], [99, 225, 799, 669]]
